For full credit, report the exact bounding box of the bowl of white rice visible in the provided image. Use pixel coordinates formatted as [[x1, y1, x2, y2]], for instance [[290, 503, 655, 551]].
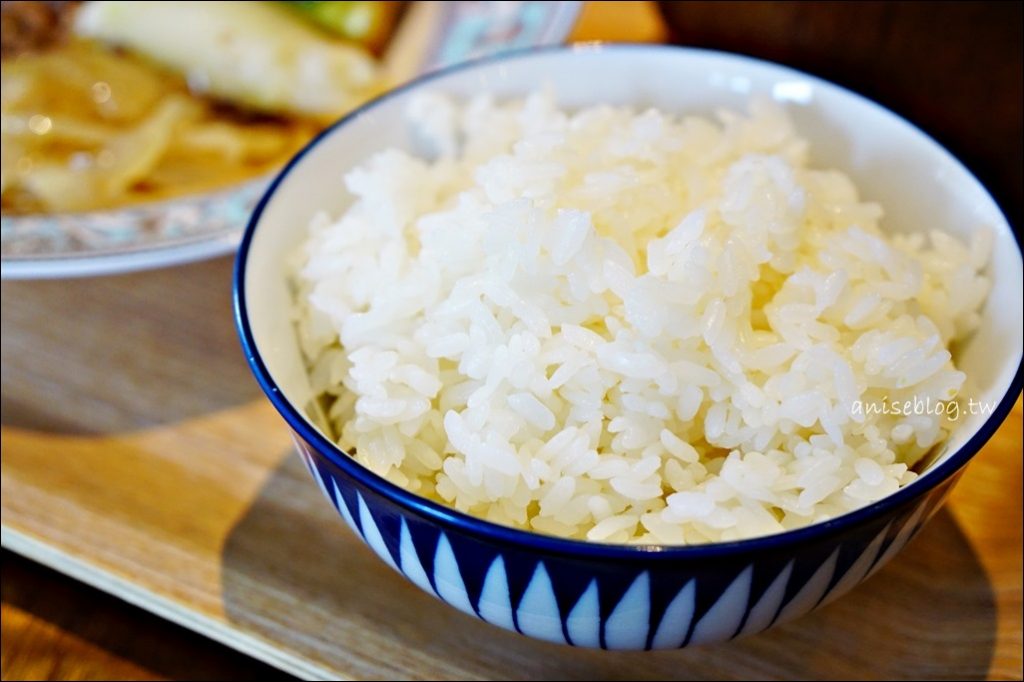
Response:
[[234, 44, 1023, 649]]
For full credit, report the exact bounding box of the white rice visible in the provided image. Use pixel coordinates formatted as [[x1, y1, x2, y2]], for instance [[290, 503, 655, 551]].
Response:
[[292, 92, 991, 544]]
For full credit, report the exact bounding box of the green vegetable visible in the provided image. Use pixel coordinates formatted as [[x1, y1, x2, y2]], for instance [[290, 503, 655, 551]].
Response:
[[288, 1, 399, 53]]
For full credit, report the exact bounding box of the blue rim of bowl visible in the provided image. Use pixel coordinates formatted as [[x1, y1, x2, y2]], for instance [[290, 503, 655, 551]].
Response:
[[234, 43, 1024, 559]]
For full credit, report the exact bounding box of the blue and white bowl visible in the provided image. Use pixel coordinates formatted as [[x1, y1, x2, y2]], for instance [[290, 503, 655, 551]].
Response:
[[234, 45, 1023, 649]]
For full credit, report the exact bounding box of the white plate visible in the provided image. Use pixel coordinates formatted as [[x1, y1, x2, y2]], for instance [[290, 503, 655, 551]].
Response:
[[0, 0, 582, 279], [1, 178, 267, 279]]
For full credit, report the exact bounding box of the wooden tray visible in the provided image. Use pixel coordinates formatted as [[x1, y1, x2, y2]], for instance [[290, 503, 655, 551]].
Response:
[[3, 255, 1022, 681]]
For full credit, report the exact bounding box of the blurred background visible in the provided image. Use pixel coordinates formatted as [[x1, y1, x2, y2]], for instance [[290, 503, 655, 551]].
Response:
[[656, 1, 1023, 231]]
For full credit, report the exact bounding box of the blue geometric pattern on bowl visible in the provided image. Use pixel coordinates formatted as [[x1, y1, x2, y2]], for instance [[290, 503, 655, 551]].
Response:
[[293, 433, 953, 649]]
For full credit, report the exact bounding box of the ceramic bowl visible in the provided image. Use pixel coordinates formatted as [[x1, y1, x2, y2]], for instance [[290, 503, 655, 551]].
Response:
[[234, 44, 1023, 649]]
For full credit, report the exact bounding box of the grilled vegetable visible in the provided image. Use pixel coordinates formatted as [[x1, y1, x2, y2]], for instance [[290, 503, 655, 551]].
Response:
[[75, 1, 379, 119]]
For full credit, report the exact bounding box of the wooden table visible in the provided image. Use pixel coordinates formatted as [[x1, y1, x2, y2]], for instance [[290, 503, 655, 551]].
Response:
[[1, 551, 282, 681], [2, 2, 1022, 680]]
